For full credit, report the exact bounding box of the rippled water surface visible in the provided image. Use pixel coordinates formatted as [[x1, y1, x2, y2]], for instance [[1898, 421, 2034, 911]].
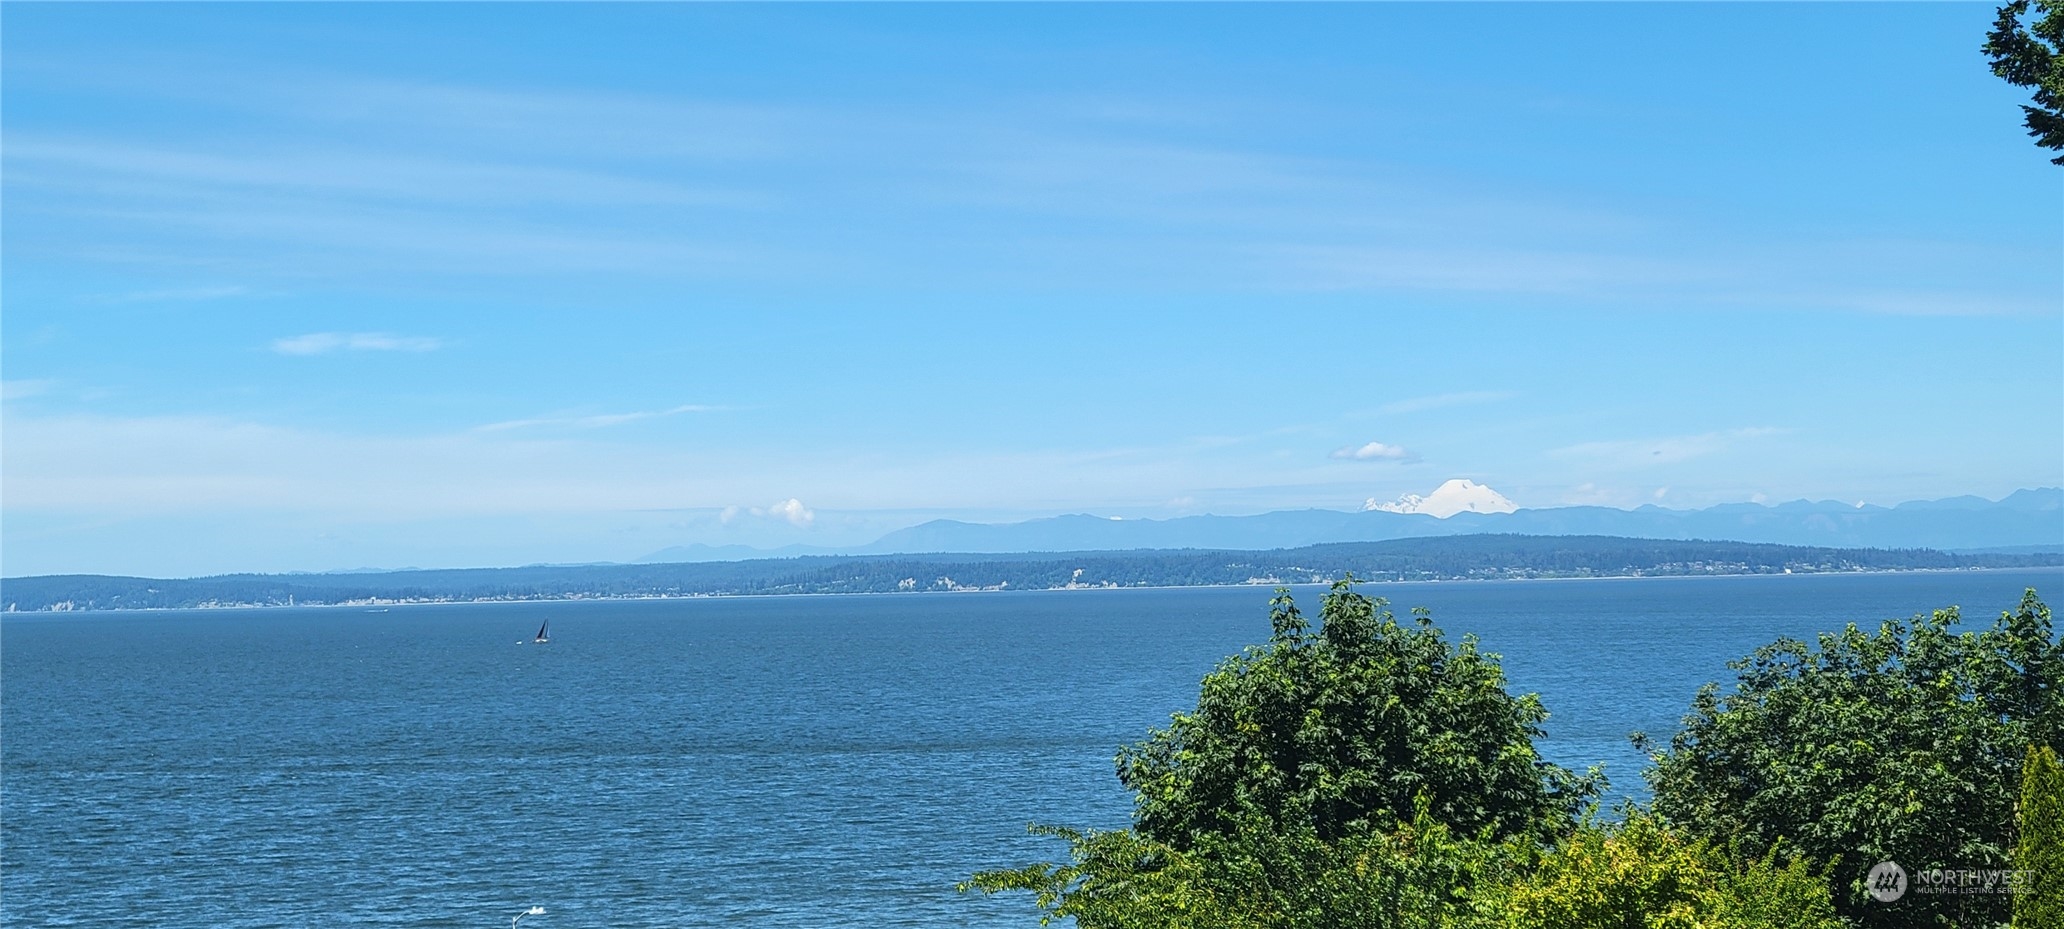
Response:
[[5, 570, 2057, 928]]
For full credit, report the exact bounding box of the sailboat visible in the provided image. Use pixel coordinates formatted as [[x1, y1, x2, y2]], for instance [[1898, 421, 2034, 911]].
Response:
[[533, 619, 550, 644]]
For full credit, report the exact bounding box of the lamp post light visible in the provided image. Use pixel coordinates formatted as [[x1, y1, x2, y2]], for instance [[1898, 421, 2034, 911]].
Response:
[[511, 905, 545, 929]]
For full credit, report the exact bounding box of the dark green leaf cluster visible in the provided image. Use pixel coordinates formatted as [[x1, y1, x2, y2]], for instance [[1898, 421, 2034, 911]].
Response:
[[965, 802, 1524, 929], [1117, 580, 1594, 850], [2016, 745, 2064, 928], [1647, 590, 2060, 928], [1986, 0, 2064, 164]]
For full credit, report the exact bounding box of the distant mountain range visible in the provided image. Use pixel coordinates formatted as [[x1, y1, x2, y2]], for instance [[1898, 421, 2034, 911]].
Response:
[[642, 488, 2064, 563]]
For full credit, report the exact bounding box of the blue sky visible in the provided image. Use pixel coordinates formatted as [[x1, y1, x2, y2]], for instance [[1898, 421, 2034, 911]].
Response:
[[4, 3, 2059, 577]]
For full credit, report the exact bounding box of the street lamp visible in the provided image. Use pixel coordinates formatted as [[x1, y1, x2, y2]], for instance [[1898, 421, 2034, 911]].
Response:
[[511, 906, 545, 929]]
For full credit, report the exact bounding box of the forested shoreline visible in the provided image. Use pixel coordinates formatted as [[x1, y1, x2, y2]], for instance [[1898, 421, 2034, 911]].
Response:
[[4, 534, 2059, 612]]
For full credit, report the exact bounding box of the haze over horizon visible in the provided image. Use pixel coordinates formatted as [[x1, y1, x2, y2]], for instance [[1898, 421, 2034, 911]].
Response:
[[4, 5, 2060, 578]]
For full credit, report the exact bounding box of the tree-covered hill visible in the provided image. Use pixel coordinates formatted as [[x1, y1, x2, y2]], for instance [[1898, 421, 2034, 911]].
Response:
[[4, 534, 2057, 612]]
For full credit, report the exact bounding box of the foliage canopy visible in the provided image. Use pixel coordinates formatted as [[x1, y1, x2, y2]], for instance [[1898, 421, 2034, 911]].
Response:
[[1497, 811, 1845, 929], [967, 583, 2064, 929], [1117, 580, 1595, 849], [1647, 590, 2059, 929], [1986, 0, 2064, 164], [964, 803, 1521, 929], [2017, 744, 2064, 928]]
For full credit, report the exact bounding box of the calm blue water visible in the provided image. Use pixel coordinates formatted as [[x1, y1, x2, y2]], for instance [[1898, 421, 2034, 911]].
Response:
[[4, 570, 2057, 928]]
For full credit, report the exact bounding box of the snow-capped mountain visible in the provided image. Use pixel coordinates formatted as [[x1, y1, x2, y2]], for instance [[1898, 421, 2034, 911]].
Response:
[[1363, 479, 1519, 518]]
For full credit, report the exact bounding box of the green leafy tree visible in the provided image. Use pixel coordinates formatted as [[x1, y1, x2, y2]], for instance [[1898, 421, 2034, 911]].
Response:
[[966, 802, 1522, 929], [1647, 590, 2060, 929], [2017, 744, 2064, 928], [967, 580, 1590, 928], [1495, 811, 1843, 929], [1986, 0, 2064, 164], [1119, 580, 1595, 849], [962, 826, 1262, 929]]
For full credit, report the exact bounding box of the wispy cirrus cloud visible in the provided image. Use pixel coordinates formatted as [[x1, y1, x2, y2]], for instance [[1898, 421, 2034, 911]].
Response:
[[86, 284, 255, 305], [271, 332, 442, 355], [1378, 390, 1517, 415], [6, 129, 776, 281], [1784, 287, 2057, 318], [300, 78, 800, 162], [1330, 440, 1419, 462], [2, 379, 56, 401], [7, 136, 769, 210], [476, 404, 725, 432], [1252, 243, 1695, 297]]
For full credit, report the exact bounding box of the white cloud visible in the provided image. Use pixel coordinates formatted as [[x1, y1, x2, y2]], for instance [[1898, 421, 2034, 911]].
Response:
[[752, 498, 815, 527], [1330, 440, 1418, 462], [1378, 391, 1516, 415], [476, 404, 723, 432], [271, 332, 442, 355]]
